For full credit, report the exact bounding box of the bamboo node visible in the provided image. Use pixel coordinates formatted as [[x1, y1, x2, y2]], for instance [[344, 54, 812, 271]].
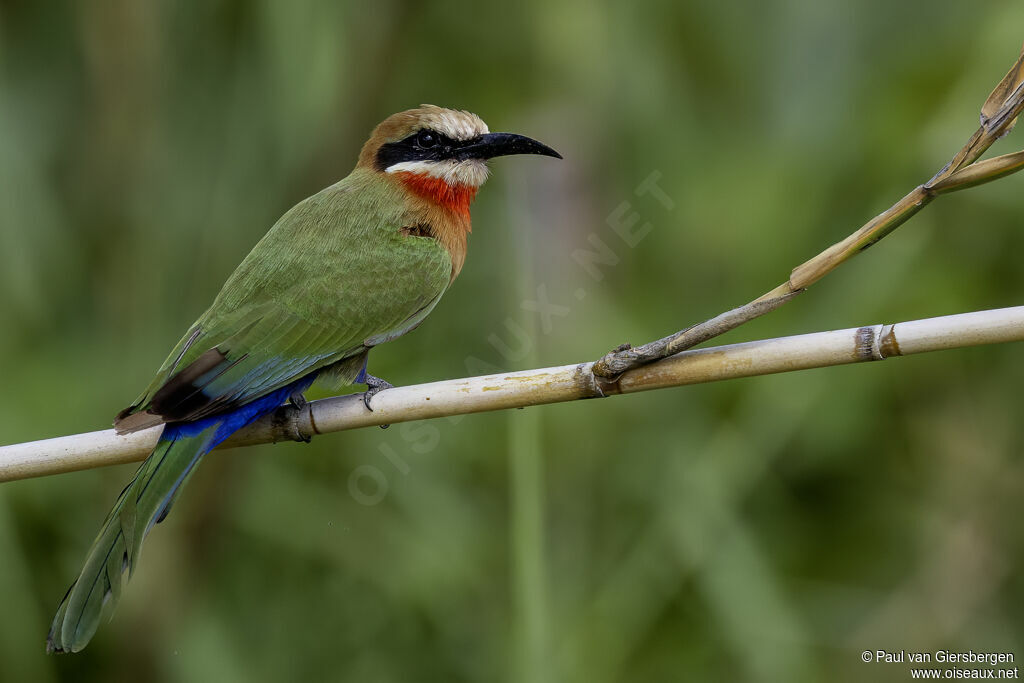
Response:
[[879, 324, 901, 358], [854, 325, 886, 362]]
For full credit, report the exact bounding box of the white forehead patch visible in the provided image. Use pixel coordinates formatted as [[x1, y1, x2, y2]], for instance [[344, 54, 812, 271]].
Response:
[[418, 105, 489, 141], [386, 159, 491, 188]]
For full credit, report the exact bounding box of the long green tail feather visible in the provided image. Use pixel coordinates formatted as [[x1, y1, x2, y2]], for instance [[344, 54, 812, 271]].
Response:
[[47, 426, 217, 653]]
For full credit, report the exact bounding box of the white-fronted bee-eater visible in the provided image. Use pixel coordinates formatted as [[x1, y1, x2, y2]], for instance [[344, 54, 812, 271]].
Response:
[[47, 105, 560, 653]]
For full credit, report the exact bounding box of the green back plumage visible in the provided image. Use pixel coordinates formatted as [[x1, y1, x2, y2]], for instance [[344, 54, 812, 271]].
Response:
[[122, 167, 452, 424]]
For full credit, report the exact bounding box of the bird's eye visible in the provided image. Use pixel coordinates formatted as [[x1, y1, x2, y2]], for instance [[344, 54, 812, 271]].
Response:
[[416, 130, 438, 149]]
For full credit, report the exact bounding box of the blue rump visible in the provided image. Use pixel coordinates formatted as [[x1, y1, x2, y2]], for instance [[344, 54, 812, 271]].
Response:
[[161, 373, 318, 448]]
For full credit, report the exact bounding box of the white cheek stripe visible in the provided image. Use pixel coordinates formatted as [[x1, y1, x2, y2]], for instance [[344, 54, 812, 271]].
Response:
[[386, 159, 491, 187]]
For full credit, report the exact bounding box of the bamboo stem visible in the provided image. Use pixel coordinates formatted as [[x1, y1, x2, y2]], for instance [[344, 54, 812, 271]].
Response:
[[3, 306, 1022, 483]]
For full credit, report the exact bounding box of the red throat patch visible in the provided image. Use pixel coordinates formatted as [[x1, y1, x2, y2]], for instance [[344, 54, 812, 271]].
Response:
[[395, 171, 478, 219]]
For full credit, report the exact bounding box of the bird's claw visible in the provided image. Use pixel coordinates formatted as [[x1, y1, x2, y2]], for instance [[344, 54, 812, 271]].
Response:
[[289, 390, 309, 411], [362, 374, 394, 428]]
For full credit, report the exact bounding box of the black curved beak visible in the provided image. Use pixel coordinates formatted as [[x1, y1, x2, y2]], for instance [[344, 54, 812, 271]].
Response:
[[456, 132, 562, 161]]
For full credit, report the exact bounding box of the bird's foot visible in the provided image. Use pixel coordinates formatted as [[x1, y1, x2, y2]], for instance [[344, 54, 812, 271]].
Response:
[[362, 373, 393, 429], [287, 390, 312, 442], [289, 389, 309, 411]]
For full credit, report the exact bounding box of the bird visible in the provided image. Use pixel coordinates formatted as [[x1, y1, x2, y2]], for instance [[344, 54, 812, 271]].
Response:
[[46, 104, 560, 653]]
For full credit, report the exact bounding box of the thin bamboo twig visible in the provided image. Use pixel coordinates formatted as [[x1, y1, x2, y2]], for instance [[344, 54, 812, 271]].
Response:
[[2, 305, 1021, 483], [592, 45, 1024, 379]]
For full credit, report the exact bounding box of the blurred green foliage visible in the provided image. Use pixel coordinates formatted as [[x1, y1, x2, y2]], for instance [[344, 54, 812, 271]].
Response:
[[2, 1, 1023, 681]]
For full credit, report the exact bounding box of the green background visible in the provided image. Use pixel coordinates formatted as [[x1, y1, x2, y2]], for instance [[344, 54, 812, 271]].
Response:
[[2, 1, 1022, 681]]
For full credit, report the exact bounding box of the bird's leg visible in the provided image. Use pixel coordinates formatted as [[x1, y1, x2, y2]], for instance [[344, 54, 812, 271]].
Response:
[[362, 373, 394, 412], [289, 389, 308, 411], [286, 389, 313, 442], [354, 355, 392, 428]]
